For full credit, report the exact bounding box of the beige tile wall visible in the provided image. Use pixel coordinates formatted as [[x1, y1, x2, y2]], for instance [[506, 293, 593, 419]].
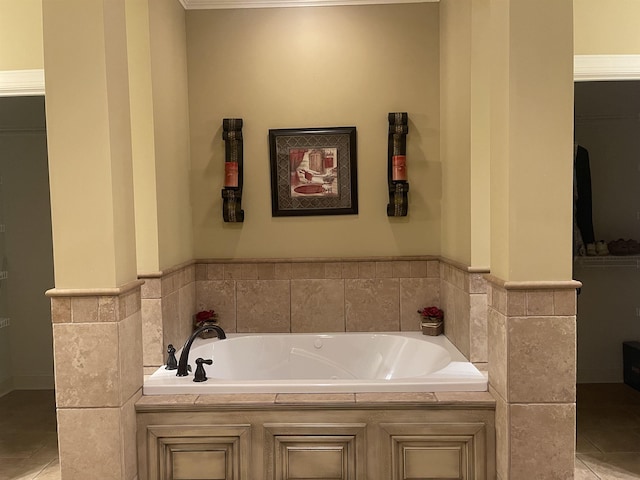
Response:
[[48, 283, 143, 480], [486, 278, 578, 479], [439, 260, 488, 363], [194, 259, 440, 336], [140, 263, 196, 372]]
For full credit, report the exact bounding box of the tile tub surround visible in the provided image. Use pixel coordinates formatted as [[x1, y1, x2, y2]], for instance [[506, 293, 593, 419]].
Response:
[[194, 257, 441, 336], [439, 258, 489, 363], [139, 262, 196, 373], [486, 275, 580, 480], [140, 256, 492, 373], [47, 281, 144, 480]]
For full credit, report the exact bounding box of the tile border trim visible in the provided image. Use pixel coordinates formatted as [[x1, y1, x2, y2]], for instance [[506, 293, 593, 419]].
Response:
[[195, 255, 439, 264], [439, 256, 490, 274], [45, 279, 145, 297], [484, 274, 582, 291], [138, 259, 196, 278]]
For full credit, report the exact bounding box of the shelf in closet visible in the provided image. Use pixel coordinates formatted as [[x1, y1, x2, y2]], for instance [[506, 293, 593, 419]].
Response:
[[574, 255, 640, 268]]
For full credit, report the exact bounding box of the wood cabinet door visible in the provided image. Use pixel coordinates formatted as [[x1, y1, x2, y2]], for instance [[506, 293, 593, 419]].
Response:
[[144, 424, 251, 480], [263, 423, 367, 480], [379, 423, 488, 480]]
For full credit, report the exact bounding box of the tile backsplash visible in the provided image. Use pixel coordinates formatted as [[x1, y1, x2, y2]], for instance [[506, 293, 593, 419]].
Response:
[[195, 259, 441, 334]]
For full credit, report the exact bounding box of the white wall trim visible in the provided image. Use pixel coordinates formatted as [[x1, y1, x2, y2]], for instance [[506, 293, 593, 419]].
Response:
[[180, 0, 436, 9], [0, 69, 45, 97], [574, 55, 640, 82]]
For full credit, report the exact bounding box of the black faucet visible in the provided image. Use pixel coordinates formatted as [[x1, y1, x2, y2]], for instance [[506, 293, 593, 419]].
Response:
[[176, 324, 226, 377]]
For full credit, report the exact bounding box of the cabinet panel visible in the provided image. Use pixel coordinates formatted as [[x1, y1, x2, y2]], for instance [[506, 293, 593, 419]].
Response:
[[380, 423, 487, 480], [286, 446, 345, 479], [264, 423, 367, 480], [172, 449, 227, 479], [145, 425, 251, 480], [403, 445, 462, 479]]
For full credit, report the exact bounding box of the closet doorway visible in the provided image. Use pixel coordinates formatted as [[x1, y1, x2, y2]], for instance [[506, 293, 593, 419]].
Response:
[[0, 95, 55, 395], [573, 80, 640, 384]]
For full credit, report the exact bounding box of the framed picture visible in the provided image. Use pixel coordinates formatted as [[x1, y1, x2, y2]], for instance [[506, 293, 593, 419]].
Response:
[[269, 126, 358, 217]]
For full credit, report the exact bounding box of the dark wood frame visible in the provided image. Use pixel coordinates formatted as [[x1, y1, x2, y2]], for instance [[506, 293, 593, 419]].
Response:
[[269, 126, 358, 217]]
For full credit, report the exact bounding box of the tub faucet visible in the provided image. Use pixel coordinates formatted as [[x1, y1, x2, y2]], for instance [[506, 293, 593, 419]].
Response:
[[176, 324, 226, 377]]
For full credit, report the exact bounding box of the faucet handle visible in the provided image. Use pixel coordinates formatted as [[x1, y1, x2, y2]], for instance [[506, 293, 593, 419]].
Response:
[[193, 357, 213, 382], [165, 344, 178, 370]]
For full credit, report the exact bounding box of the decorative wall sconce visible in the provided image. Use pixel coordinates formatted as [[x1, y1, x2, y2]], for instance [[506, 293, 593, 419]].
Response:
[[387, 112, 409, 217], [221, 118, 244, 222]]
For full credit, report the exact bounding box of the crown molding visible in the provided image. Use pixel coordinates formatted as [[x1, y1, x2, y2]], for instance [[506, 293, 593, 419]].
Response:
[[574, 55, 640, 82], [0, 69, 45, 97], [179, 0, 436, 9]]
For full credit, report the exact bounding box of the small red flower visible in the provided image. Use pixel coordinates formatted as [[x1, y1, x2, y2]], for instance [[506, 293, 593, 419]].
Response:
[[417, 306, 444, 320], [195, 310, 217, 321]]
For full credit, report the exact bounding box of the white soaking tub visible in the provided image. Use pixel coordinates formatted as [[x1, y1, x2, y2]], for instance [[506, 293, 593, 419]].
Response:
[[144, 332, 487, 395]]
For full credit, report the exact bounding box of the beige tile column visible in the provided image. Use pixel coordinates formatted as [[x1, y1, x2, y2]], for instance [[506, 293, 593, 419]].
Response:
[[47, 285, 143, 480], [487, 278, 579, 479], [42, 1, 141, 479]]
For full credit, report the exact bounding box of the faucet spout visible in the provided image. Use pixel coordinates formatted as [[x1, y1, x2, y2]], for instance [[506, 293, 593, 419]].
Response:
[[176, 324, 226, 377]]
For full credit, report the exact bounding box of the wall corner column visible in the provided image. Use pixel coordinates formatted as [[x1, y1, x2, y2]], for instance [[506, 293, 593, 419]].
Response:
[[487, 0, 575, 478], [42, 1, 142, 478]]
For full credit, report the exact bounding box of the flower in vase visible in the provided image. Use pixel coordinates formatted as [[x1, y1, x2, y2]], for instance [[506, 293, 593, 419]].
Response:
[[417, 306, 444, 323], [193, 309, 218, 329]]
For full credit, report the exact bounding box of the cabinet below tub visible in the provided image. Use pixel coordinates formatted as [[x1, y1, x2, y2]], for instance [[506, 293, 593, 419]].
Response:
[[136, 392, 496, 480]]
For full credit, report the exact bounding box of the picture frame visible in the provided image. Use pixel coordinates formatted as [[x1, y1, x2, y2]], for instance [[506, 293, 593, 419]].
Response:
[[268, 126, 358, 217]]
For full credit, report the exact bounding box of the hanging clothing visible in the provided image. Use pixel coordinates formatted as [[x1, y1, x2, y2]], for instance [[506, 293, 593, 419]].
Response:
[[574, 144, 596, 248]]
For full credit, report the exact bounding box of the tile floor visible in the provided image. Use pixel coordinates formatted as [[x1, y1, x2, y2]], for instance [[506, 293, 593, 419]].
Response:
[[0, 385, 638, 479], [0, 390, 59, 480], [576, 383, 640, 479]]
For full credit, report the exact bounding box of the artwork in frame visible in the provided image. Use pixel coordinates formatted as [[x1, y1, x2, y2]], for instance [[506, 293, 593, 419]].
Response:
[[268, 126, 358, 217]]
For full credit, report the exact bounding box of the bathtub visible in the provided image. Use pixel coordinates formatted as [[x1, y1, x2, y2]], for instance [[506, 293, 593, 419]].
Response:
[[144, 332, 487, 395]]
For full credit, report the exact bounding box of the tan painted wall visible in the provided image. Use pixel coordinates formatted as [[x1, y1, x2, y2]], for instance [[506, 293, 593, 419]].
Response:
[[127, 0, 161, 274], [186, 4, 441, 259], [574, 0, 640, 55], [440, 0, 472, 266], [43, 0, 138, 288], [149, 0, 194, 270], [469, 0, 491, 269], [439, 0, 490, 269], [0, 0, 43, 71], [490, 0, 574, 282]]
